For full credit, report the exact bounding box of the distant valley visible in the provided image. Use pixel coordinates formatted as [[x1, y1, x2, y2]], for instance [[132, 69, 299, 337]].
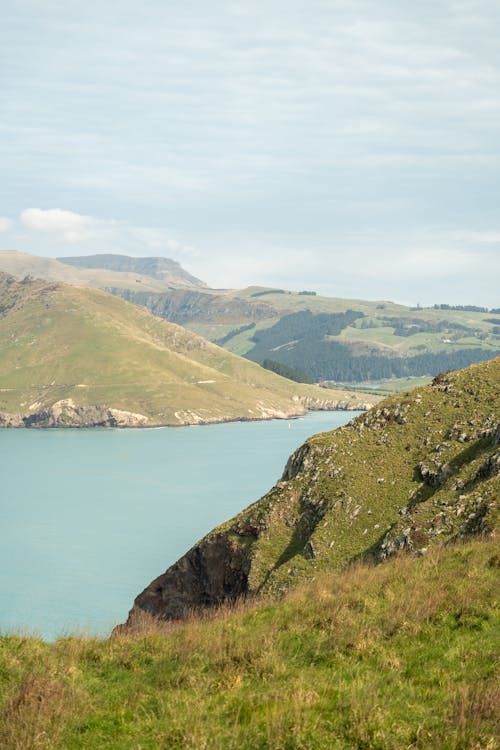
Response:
[[0, 272, 375, 428], [3, 249, 497, 386]]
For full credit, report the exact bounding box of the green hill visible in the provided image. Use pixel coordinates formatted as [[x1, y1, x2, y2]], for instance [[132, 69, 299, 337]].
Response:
[[103, 283, 500, 384], [3, 252, 499, 384], [127, 356, 499, 621], [0, 540, 497, 749], [1, 358, 497, 749], [0, 273, 376, 427]]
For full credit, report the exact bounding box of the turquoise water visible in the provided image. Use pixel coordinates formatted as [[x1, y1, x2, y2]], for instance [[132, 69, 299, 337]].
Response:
[[0, 411, 358, 640]]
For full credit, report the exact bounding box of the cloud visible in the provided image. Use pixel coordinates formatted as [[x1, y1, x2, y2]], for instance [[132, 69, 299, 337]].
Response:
[[16, 206, 195, 260], [1, 2, 500, 307], [20, 208, 97, 243], [0, 217, 12, 232]]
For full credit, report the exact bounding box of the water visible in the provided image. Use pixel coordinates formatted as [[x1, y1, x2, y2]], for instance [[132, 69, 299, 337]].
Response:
[[0, 411, 358, 640]]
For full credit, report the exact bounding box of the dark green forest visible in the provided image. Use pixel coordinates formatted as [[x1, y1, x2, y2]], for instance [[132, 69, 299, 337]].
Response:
[[245, 310, 500, 381]]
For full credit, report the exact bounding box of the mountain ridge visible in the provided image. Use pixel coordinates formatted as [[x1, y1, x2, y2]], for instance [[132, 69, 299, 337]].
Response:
[[57, 253, 206, 288], [2, 250, 498, 384]]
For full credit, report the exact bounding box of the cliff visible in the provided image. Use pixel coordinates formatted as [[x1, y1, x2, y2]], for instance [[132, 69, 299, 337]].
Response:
[[58, 253, 206, 289], [125, 356, 499, 624]]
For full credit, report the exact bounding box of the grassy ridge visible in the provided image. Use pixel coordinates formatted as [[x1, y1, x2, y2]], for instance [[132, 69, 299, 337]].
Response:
[[0, 273, 377, 426], [0, 540, 498, 749], [219, 358, 500, 594], [129, 357, 498, 623]]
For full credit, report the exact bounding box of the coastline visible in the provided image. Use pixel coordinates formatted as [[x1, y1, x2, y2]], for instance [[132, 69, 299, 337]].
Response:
[[0, 396, 377, 430]]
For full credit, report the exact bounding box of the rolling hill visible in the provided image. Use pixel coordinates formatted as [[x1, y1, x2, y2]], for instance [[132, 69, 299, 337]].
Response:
[[2, 250, 498, 385], [0, 273, 376, 427], [0, 250, 204, 293], [98, 283, 500, 384]]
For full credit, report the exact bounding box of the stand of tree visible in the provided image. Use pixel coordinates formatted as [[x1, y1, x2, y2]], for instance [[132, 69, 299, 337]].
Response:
[[249, 340, 500, 382], [262, 358, 313, 383], [250, 310, 364, 354]]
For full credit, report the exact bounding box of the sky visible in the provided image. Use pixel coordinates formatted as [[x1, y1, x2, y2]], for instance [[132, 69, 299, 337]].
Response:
[[1, 0, 499, 306]]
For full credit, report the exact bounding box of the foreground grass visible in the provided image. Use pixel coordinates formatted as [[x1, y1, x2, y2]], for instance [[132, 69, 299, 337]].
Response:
[[1, 540, 498, 750]]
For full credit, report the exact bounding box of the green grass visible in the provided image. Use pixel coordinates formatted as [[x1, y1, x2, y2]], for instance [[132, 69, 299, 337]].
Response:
[[0, 540, 498, 749], [321, 376, 433, 395], [0, 274, 379, 426], [190, 289, 500, 377], [195, 357, 499, 599]]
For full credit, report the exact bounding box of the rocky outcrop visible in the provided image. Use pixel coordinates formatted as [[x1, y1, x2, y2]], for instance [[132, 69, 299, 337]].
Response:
[[0, 400, 149, 428], [107, 288, 274, 326], [0, 412, 24, 427], [299, 395, 375, 412], [121, 357, 499, 629], [125, 535, 250, 625]]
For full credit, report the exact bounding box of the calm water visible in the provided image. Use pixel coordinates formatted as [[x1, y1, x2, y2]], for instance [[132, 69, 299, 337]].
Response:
[[0, 411, 358, 640]]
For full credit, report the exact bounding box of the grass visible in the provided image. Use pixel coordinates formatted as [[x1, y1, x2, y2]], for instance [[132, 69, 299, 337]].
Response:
[[0, 274, 379, 425], [0, 540, 498, 749], [320, 376, 434, 395], [198, 356, 499, 599], [193, 289, 500, 367]]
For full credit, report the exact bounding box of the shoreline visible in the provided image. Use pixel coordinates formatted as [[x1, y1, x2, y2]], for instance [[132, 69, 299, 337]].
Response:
[[0, 401, 375, 430]]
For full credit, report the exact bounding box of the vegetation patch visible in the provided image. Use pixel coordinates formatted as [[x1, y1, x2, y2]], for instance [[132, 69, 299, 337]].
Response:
[[0, 541, 498, 749]]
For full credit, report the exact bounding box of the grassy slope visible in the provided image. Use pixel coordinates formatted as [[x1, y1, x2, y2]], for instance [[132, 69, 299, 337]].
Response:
[[3, 253, 498, 379], [189, 287, 500, 364], [131, 357, 498, 622], [0, 274, 376, 425], [211, 357, 499, 595], [0, 540, 498, 749]]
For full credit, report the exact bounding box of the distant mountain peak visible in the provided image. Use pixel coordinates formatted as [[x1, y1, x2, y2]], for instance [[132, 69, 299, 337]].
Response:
[[57, 253, 206, 288]]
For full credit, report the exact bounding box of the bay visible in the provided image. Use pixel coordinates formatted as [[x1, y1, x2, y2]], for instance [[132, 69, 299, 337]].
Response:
[[0, 411, 359, 640]]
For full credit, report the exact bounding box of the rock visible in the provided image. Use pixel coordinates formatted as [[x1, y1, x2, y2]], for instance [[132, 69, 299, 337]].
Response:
[[0, 412, 24, 427], [0, 399, 150, 428], [124, 534, 250, 624], [418, 461, 452, 488]]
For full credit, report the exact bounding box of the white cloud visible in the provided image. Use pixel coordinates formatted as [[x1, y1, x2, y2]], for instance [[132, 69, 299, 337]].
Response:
[[0, 217, 12, 232], [20, 207, 100, 243], [2, 2, 500, 307], [16, 206, 194, 260]]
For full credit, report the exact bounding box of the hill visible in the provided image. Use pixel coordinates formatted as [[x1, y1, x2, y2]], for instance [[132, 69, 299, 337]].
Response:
[[105, 284, 500, 385], [0, 273, 376, 428], [126, 357, 499, 621], [58, 253, 206, 288], [0, 250, 177, 293], [0, 250, 205, 293], [2, 252, 498, 384], [0, 539, 497, 749]]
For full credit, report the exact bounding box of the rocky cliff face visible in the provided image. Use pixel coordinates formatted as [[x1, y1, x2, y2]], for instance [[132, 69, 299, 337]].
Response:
[[0, 395, 372, 430], [129, 536, 250, 624], [58, 254, 206, 289], [124, 357, 499, 626], [107, 288, 274, 326], [0, 400, 149, 428]]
